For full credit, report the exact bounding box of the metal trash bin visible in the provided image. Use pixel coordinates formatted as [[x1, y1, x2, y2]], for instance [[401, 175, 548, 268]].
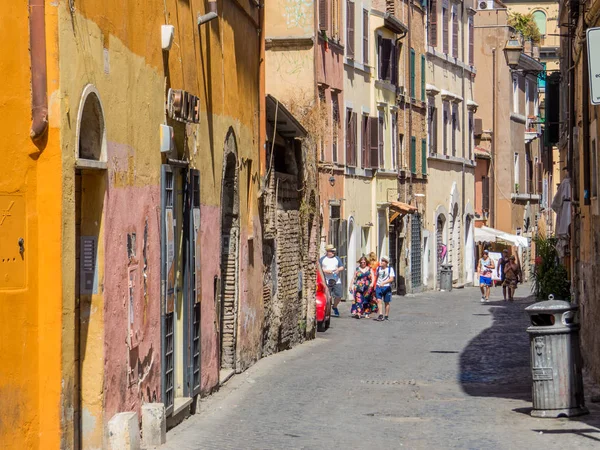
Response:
[[440, 264, 453, 291], [525, 297, 588, 418]]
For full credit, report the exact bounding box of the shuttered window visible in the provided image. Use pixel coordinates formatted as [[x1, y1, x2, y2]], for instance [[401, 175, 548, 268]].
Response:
[[421, 139, 427, 175], [347, 0, 355, 59], [428, 97, 437, 155], [370, 116, 380, 169], [429, 0, 437, 47], [346, 109, 357, 166], [363, 9, 369, 64], [410, 48, 416, 99], [482, 176, 490, 210], [421, 55, 426, 101], [442, 6, 449, 54], [379, 37, 395, 81], [410, 137, 417, 174], [378, 112, 384, 168], [319, 0, 329, 32], [391, 43, 399, 85], [468, 15, 474, 65], [536, 162, 543, 194], [452, 5, 458, 59], [442, 101, 449, 154], [361, 115, 369, 168]]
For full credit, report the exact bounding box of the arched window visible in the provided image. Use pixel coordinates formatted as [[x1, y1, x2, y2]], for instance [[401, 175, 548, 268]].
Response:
[[532, 10, 547, 36]]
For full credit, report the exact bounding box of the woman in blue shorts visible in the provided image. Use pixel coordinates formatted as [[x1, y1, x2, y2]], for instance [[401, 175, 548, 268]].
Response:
[[478, 249, 495, 303]]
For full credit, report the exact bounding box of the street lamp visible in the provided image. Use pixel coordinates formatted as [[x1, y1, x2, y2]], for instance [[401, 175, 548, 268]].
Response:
[[503, 36, 523, 70], [328, 175, 335, 187]]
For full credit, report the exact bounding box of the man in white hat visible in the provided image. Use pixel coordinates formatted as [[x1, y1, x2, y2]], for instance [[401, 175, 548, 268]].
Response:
[[319, 244, 344, 317], [374, 255, 395, 321]]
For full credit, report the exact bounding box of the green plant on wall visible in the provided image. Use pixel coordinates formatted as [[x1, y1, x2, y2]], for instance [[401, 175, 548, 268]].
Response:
[[532, 236, 570, 300], [508, 12, 542, 44]]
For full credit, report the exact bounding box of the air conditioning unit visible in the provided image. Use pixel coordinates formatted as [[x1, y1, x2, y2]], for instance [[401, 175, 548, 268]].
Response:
[[477, 0, 494, 10]]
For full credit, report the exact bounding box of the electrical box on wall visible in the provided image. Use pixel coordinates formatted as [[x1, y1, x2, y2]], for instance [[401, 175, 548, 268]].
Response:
[[160, 124, 174, 153]]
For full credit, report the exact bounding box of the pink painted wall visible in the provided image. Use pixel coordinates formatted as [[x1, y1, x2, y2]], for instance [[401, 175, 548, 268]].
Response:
[[103, 143, 161, 421], [198, 204, 220, 393]]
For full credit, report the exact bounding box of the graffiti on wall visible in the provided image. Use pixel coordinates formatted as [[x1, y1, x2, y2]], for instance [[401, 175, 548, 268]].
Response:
[[281, 0, 313, 30]]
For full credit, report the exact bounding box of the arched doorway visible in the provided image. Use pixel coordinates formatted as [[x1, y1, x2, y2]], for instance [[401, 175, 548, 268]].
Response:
[[219, 130, 240, 372], [436, 214, 446, 288]]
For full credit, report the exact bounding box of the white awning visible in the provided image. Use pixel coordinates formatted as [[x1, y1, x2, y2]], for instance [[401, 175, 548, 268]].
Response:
[[474, 226, 528, 247]]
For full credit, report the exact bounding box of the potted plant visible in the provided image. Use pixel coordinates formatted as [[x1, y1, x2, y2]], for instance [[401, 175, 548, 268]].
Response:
[[515, 183, 520, 193]]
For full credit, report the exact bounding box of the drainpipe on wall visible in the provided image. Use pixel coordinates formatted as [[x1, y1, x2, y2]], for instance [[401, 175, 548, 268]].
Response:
[[259, 0, 266, 180], [198, 0, 218, 25], [29, 0, 48, 141], [491, 47, 497, 229]]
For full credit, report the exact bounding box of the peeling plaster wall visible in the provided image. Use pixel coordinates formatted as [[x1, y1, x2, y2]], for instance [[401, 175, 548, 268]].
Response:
[[58, 0, 264, 446]]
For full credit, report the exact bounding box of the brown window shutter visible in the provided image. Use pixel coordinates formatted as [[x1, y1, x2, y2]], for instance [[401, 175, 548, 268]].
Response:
[[361, 116, 368, 168], [482, 176, 490, 211], [352, 112, 357, 165], [363, 9, 369, 64], [452, 8, 458, 58], [381, 38, 391, 81], [429, 0, 437, 47], [370, 116, 379, 169], [537, 162, 543, 194], [391, 42, 398, 85], [320, 0, 329, 32], [469, 16, 474, 65], [443, 7, 449, 54], [347, 0, 355, 58], [346, 109, 353, 166]]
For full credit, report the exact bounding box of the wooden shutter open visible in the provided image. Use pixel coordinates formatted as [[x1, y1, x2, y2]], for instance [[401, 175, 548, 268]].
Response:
[[482, 176, 490, 210], [410, 137, 417, 173], [346, 109, 353, 166], [429, 0, 437, 47], [352, 112, 358, 167], [347, 0, 355, 59], [443, 7, 449, 54], [422, 139, 427, 175], [410, 49, 416, 99], [370, 116, 379, 169], [452, 7, 458, 58], [536, 162, 543, 194], [469, 16, 474, 65], [319, 0, 329, 32], [391, 42, 398, 85], [363, 9, 369, 64], [361, 116, 369, 168], [381, 38, 391, 81]]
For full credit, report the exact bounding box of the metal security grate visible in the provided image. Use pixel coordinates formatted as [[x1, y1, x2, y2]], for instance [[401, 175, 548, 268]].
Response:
[[192, 303, 201, 393], [164, 312, 175, 413], [411, 215, 422, 290]]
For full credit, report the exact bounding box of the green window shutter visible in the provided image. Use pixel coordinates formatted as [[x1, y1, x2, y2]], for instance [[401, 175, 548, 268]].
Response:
[[421, 139, 427, 175], [421, 55, 426, 101], [410, 49, 416, 99], [411, 136, 417, 173]]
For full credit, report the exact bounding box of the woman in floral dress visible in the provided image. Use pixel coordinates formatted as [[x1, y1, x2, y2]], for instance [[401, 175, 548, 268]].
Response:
[[350, 256, 375, 319]]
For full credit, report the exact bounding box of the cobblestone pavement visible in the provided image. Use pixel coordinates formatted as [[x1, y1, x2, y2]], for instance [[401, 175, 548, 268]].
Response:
[[160, 284, 600, 450]]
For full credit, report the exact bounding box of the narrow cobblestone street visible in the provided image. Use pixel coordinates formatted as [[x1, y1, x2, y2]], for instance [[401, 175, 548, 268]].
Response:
[[161, 285, 600, 450]]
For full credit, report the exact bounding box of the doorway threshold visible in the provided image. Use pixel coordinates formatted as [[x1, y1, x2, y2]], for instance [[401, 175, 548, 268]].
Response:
[[219, 368, 235, 386]]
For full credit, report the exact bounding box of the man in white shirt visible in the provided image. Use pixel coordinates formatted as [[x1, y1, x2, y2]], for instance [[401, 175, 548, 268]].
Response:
[[374, 256, 395, 321], [319, 244, 344, 317]]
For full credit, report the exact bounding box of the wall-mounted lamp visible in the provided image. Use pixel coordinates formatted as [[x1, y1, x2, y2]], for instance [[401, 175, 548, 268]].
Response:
[[328, 175, 336, 187], [161, 25, 175, 51]]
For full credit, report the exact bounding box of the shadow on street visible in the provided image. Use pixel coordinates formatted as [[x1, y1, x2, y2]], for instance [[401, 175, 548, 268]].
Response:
[[459, 290, 600, 442]]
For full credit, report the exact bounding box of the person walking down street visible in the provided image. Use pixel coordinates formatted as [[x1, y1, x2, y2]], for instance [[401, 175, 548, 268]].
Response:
[[374, 256, 395, 322], [497, 249, 509, 300], [320, 244, 344, 317], [349, 257, 375, 319], [503, 255, 521, 301], [367, 252, 380, 314], [478, 250, 495, 303]]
